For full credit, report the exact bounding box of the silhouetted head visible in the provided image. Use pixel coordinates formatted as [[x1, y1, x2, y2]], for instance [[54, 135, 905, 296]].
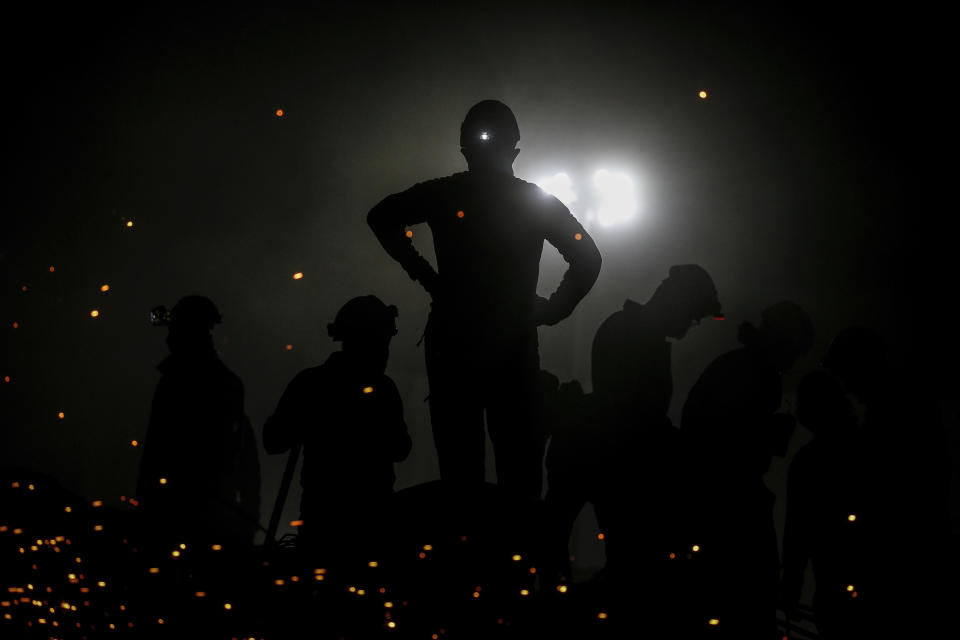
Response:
[[328, 295, 398, 375], [796, 369, 857, 437], [460, 100, 520, 174], [822, 326, 885, 402], [738, 301, 814, 372], [648, 264, 721, 339], [164, 295, 221, 353]]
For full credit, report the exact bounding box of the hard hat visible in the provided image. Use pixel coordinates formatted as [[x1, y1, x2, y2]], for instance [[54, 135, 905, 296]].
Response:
[[460, 100, 520, 150], [328, 295, 399, 342], [167, 295, 222, 331], [664, 264, 722, 318]]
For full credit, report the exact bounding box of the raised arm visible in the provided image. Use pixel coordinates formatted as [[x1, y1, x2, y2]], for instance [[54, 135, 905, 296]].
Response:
[[539, 199, 602, 325], [367, 184, 439, 293], [262, 372, 310, 455]]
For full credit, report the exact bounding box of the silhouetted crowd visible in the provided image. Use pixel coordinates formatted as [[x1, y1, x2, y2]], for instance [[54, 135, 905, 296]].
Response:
[[2, 100, 951, 639]]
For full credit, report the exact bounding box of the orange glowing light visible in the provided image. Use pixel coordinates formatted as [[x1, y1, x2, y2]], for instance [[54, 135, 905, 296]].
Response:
[[387, 621, 396, 629], [698, 90, 708, 99], [157, 618, 164, 624], [357, 589, 366, 595], [290, 519, 304, 527], [597, 533, 605, 540], [512, 554, 522, 561], [90, 309, 99, 318], [314, 568, 326, 574], [158, 478, 167, 485], [130, 440, 139, 447], [423, 544, 433, 551], [49, 266, 55, 273], [91, 500, 102, 507], [708, 619, 719, 626], [385, 602, 394, 608], [456, 210, 465, 218], [93, 525, 103, 532], [3, 376, 9, 383], [597, 612, 608, 620], [669, 552, 676, 559], [276, 109, 284, 117], [274, 579, 284, 586], [847, 514, 857, 522], [851, 591, 858, 598], [520, 589, 529, 596], [194, 592, 206, 598], [100, 284, 110, 292], [556, 585, 568, 593], [171, 550, 180, 558], [21, 285, 27, 291], [179, 543, 186, 550], [529, 567, 536, 574], [692, 545, 700, 552], [126, 221, 134, 228], [363, 386, 374, 394], [211, 544, 222, 551], [148, 568, 159, 574], [96, 581, 106, 588], [223, 603, 232, 610], [405, 230, 413, 238], [418, 552, 426, 559], [292, 272, 304, 280], [285, 344, 293, 351], [846, 584, 854, 592], [10, 481, 19, 488], [58, 412, 65, 419], [368, 561, 378, 568], [12, 322, 19, 328], [574, 233, 582, 240]]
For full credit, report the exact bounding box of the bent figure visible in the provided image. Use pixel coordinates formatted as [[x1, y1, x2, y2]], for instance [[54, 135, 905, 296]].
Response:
[[136, 295, 261, 546], [368, 100, 601, 500], [263, 296, 412, 559], [681, 301, 813, 638]]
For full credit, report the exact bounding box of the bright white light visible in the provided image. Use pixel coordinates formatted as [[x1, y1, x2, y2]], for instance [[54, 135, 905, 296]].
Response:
[[593, 169, 636, 226], [536, 172, 578, 208], [480, 131, 490, 141]]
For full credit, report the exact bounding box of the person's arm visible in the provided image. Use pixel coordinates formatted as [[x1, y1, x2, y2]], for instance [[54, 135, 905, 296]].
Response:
[[381, 377, 412, 462], [539, 198, 602, 325], [262, 372, 309, 455], [367, 181, 439, 293]]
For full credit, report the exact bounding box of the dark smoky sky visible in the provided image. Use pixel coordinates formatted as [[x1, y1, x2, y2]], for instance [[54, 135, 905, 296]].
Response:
[[2, 3, 955, 541]]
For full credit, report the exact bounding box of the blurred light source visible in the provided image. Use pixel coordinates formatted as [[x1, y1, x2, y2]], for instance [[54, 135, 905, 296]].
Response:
[[125, 221, 134, 228], [90, 310, 100, 318], [593, 169, 636, 226], [536, 173, 578, 208], [293, 272, 304, 280], [698, 90, 708, 99], [276, 109, 284, 117], [100, 285, 110, 292]]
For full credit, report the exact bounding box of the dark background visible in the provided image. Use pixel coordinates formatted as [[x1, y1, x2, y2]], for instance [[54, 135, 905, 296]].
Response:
[[2, 2, 955, 572]]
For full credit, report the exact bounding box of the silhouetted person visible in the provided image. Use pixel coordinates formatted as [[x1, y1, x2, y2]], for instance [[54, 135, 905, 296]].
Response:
[[136, 296, 261, 546], [822, 327, 950, 636], [368, 100, 601, 500], [263, 296, 412, 559], [681, 301, 813, 638], [780, 369, 867, 638]]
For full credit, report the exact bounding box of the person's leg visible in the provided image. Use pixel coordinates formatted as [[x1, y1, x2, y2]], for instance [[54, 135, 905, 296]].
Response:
[[425, 329, 487, 485]]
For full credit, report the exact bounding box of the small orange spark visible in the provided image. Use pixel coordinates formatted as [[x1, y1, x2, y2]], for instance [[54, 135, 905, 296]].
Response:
[[96, 581, 106, 588], [363, 386, 374, 394], [708, 618, 719, 626], [405, 230, 413, 238], [276, 109, 284, 117], [519, 589, 529, 596], [292, 272, 303, 280], [12, 322, 18, 329], [456, 210, 465, 218], [171, 550, 180, 558], [90, 310, 99, 318], [285, 344, 293, 351], [91, 500, 102, 508], [158, 477, 167, 485], [21, 285, 27, 292], [125, 221, 134, 228], [290, 520, 304, 527], [49, 266, 55, 273], [93, 524, 104, 532], [848, 514, 857, 522], [223, 602, 232, 610], [211, 544, 222, 551], [100, 284, 110, 292], [387, 621, 396, 629], [698, 90, 708, 99], [274, 579, 285, 586], [692, 545, 700, 552], [846, 584, 854, 592], [574, 233, 582, 240], [597, 612, 608, 620], [148, 568, 159, 574], [194, 592, 206, 598], [368, 561, 378, 568], [3, 376, 9, 383], [556, 585, 568, 593], [58, 412, 65, 419], [511, 554, 521, 561], [597, 533, 605, 540], [130, 440, 139, 447]]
